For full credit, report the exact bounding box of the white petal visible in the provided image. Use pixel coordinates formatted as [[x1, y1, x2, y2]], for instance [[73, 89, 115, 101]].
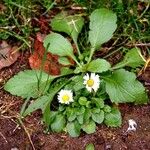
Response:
[[83, 73, 89, 81], [93, 84, 99, 92], [91, 73, 96, 79], [83, 80, 87, 85], [86, 85, 92, 92]]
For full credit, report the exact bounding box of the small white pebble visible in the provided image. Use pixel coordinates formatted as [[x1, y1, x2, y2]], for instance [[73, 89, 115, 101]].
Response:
[[127, 119, 137, 132]]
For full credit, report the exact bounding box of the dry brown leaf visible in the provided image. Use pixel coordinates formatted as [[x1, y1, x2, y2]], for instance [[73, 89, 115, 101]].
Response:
[[29, 33, 61, 75], [0, 41, 20, 70]]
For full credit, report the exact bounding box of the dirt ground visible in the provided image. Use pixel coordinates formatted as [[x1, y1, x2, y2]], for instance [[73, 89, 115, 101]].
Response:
[[0, 51, 150, 150]]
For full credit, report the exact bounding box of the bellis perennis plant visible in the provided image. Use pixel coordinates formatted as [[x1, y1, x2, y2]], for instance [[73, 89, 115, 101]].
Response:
[[4, 8, 148, 137]]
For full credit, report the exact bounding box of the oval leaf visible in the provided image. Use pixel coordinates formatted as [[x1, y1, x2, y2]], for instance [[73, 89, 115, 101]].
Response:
[[89, 8, 117, 49], [82, 120, 96, 134], [66, 121, 81, 137], [51, 12, 84, 42], [92, 110, 104, 124], [51, 114, 66, 133], [4, 70, 54, 98], [104, 108, 122, 127], [44, 33, 74, 58], [86, 143, 95, 150], [87, 59, 111, 73], [104, 69, 148, 104]]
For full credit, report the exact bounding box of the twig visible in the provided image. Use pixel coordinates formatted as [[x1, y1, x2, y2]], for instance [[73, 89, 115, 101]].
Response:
[[126, 43, 150, 47], [71, 6, 87, 10], [1, 115, 36, 150], [0, 132, 8, 143], [18, 117, 36, 150]]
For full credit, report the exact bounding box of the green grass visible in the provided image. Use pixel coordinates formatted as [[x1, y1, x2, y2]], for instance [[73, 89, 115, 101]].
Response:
[[72, 0, 150, 54], [0, 0, 150, 54], [0, 0, 55, 49], [0, 0, 33, 49]]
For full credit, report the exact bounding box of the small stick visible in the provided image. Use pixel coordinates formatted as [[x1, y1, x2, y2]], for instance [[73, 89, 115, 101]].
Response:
[[17, 117, 36, 150], [0, 132, 8, 143], [127, 43, 150, 47]]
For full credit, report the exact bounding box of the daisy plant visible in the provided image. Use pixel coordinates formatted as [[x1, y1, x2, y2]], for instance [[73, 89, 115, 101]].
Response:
[[4, 8, 148, 137]]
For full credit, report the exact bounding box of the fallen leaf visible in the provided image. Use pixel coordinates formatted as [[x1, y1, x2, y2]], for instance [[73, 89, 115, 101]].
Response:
[[29, 33, 61, 75], [0, 41, 20, 70]]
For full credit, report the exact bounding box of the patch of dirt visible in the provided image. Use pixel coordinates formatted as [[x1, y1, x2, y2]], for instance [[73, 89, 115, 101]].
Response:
[[0, 51, 150, 150]]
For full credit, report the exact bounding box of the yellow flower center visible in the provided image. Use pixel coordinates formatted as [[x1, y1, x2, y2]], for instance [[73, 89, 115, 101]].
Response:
[[62, 94, 70, 103], [87, 79, 94, 87]]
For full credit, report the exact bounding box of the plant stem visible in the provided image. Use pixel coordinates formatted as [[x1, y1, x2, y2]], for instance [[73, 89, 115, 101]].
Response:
[[73, 39, 81, 56], [111, 62, 128, 70], [72, 55, 82, 68], [87, 47, 95, 64]]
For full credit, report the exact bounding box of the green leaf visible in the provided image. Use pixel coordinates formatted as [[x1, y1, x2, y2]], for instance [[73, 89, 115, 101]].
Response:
[[51, 12, 84, 42], [66, 121, 81, 137], [104, 108, 122, 127], [60, 67, 73, 75], [86, 143, 95, 150], [41, 103, 51, 127], [44, 111, 58, 128], [49, 111, 59, 123], [86, 101, 92, 108], [89, 8, 117, 49], [76, 106, 86, 115], [68, 109, 77, 122], [79, 97, 87, 105], [58, 57, 71, 65], [44, 33, 75, 58], [58, 105, 65, 112], [87, 59, 111, 73], [103, 105, 111, 113], [92, 108, 100, 114], [77, 114, 84, 124], [92, 98, 104, 108], [82, 120, 96, 134], [23, 79, 68, 122], [104, 69, 148, 104], [92, 110, 104, 124], [72, 75, 84, 91], [51, 114, 66, 133], [4, 70, 54, 98], [84, 109, 91, 122], [113, 48, 145, 69], [23, 95, 50, 117], [66, 75, 84, 92]]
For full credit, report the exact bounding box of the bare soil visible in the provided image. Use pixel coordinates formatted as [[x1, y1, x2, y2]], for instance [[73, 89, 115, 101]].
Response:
[[0, 51, 150, 150]]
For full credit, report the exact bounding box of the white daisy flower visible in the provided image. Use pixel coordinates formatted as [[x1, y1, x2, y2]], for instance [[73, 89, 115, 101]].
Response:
[[58, 89, 74, 104], [83, 73, 100, 92]]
